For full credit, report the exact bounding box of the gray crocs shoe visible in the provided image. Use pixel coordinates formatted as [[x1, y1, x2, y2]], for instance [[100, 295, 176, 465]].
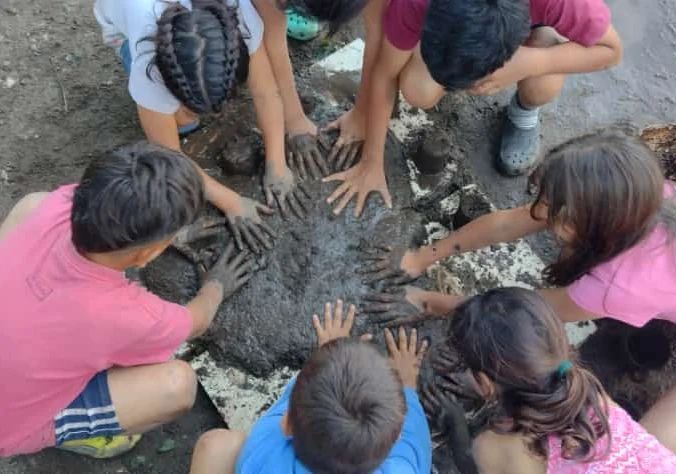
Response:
[[497, 117, 540, 176]]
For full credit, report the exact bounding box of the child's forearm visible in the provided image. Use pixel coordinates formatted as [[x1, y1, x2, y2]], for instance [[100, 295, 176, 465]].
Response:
[[186, 282, 223, 339], [353, 0, 388, 114], [361, 67, 399, 166], [253, 0, 306, 127], [412, 206, 546, 271], [535, 26, 622, 76], [247, 48, 287, 170]]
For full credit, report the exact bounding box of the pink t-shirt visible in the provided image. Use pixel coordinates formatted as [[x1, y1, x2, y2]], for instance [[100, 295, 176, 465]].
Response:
[[383, 0, 611, 51], [547, 403, 676, 473], [568, 184, 676, 328], [0, 185, 192, 456]]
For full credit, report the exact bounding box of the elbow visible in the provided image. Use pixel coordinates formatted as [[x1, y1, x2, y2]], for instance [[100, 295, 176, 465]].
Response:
[[606, 41, 623, 68]]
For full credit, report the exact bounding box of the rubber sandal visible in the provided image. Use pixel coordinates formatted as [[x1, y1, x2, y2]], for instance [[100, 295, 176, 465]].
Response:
[[58, 434, 142, 459], [178, 120, 200, 137], [286, 9, 320, 41], [497, 116, 540, 177]]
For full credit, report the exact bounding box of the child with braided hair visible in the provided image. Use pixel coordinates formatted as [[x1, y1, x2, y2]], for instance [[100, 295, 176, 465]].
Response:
[[94, 0, 315, 252]]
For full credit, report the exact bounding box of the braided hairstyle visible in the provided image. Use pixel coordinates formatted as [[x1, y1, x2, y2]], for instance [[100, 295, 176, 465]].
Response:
[[151, 0, 248, 114]]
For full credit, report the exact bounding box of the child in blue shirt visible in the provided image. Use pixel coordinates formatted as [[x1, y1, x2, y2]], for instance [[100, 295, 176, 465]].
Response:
[[189, 300, 432, 474]]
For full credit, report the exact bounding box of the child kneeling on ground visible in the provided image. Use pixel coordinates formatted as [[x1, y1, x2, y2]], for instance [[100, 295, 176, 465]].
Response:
[[189, 300, 432, 474], [0, 142, 251, 458]]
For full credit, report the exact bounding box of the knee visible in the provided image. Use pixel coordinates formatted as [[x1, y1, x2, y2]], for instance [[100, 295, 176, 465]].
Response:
[[164, 360, 197, 415], [400, 77, 442, 110], [524, 27, 563, 49], [195, 429, 246, 458]]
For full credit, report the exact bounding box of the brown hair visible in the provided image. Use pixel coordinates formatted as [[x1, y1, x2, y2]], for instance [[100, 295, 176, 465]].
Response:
[[531, 130, 676, 286], [288, 338, 406, 474], [449, 288, 610, 461]]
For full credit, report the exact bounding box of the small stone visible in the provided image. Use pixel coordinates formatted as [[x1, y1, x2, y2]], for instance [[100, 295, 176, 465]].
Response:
[[2, 77, 17, 89], [130, 455, 146, 469], [157, 438, 176, 453]]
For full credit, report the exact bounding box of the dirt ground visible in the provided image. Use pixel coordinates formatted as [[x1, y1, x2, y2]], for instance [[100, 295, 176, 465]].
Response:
[[1, 0, 675, 472]]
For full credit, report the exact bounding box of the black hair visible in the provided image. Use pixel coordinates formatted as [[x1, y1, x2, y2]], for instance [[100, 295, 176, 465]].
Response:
[[71, 142, 204, 253], [150, 0, 248, 114], [288, 338, 406, 474], [280, 0, 367, 34], [449, 288, 610, 461], [421, 0, 530, 90]]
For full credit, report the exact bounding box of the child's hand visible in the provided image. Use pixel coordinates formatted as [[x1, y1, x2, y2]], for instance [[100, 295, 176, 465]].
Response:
[[286, 133, 330, 180], [203, 242, 254, 300], [359, 244, 423, 284], [312, 300, 369, 347], [469, 47, 538, 96], [225, 196, 275, 254], [326, 108, 366, 171], [385, 327, 428, 388], [323, 159, 392, 217], [263, 164, 311, 220], [361, 286, 430, 326]]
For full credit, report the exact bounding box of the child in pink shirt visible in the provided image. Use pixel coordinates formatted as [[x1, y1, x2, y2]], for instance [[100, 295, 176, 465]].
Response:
[[323, 0, 622, 217], [0, 142, 251, 458], [424, 288, 676, 474]]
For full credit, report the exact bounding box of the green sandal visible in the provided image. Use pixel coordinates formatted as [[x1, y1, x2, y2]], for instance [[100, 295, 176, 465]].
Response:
[[286, 9, 320, 41]]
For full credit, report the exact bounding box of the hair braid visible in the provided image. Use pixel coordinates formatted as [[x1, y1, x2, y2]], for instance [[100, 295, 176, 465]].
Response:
[[149, 0, 245, 115]]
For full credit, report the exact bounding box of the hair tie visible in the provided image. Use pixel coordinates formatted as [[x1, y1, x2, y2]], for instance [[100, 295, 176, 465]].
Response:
[[557, 360, 573, 377]]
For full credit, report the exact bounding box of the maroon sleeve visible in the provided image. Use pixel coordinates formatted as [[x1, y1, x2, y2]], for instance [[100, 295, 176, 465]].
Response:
[[383, 0, 430, 51], [531, 0, 611, 46]]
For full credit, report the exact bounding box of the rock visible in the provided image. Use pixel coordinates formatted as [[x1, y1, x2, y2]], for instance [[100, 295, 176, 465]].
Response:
[[157, 438, 176, 454]]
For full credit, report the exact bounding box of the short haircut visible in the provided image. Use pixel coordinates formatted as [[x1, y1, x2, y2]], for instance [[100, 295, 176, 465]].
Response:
[[280, 0, 367, 34], [421, 0, 530, 90], [71, 142, 204, 253], [288, 338, 406, 473]]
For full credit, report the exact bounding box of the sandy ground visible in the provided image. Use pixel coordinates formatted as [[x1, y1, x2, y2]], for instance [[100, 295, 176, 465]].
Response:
[[1, 0, 675, 472]]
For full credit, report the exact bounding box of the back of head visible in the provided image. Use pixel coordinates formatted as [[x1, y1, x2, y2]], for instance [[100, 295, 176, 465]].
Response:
[[532, 130, 674, 286], [289, 338, 406, 473], [449, 288, 609, 461], [421, 0, 530, 90], [280, 0, 367, 34], [153, 0, 246, 114], [71, 142, 204, 253]]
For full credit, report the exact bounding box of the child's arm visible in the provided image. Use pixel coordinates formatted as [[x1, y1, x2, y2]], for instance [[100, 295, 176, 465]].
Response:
[[538, 287, 599, 323], [471, 25, 622, 96], [324, 38, 413, 216], [0, 192, 49, 241], [185, 243, 253, 339], [327, 0, 388, 156], [364, 205, 548, 282], [137, 106, 275, 253]]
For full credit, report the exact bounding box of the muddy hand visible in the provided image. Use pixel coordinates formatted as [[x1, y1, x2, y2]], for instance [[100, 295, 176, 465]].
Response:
[[323, 159, 392, 217], [325, 108, 365, 171], [203, 242, 255, 299], [226, 196, 275, 254], [420, 383, 478, 474], [361, 286, 428, 326], [172, 216, 227, 263], [359, 244, 420, 285], [264, 165, 312, 220], [286, 134, 330, 180]]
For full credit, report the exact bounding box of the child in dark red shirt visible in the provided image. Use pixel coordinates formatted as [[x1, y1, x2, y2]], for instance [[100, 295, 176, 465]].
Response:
[[324, 0, 622, 217]]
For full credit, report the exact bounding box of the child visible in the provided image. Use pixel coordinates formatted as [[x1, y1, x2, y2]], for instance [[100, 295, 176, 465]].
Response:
[[0, 142, 251, 458], [94, 0, 315, 252], [189, 300, 432, 474], [362, 131, 676, 328], [324, 0, 623, 216], [424, 287, 676, 473]]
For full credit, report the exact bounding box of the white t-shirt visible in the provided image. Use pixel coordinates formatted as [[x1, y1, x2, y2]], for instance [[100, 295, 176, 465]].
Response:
[[93, 0, 263, 114]]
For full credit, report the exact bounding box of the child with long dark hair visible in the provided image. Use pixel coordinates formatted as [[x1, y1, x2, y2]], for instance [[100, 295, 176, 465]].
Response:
[[363, 131, 676, 328], [424, 288, 676, 473], [94, 0, 324, 252]]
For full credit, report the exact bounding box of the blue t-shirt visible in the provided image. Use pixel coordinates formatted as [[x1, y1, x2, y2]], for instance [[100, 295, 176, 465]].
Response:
[[236, 380, 433, 473]]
